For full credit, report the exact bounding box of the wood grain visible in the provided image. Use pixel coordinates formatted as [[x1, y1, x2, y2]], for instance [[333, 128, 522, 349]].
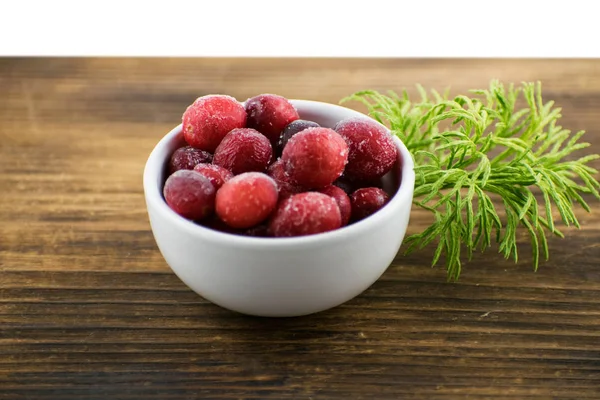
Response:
[[0, 58, 599, 399]]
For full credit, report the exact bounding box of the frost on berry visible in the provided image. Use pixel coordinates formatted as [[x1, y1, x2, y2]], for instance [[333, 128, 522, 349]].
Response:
[[350, 187, 390, 222], [182, 94, 247, 152], [334, 117, 397, 181], [168, 146, 213, 174], [213, 128, 273, 175], [215, 172, 279, 229], [163, 170, 216, 221], [245, 94, 300, 144], [282, 127, 348, 189], [269, 192, 341, 237]]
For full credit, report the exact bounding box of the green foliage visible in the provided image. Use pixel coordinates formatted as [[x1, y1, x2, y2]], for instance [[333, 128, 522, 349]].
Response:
[[342, 80, 600, 281]]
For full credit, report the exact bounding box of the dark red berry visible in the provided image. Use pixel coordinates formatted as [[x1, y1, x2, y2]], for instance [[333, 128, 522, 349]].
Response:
[[277, 119, 320, 156], [350, 187, 390, 222], [269, 192, 341, 238], [163, 170, 216, 221], [334, 117, 397, 181], [267, 159, 305, 199], [245, 94, 300, 144], [193, 163, 234, 190], [215, 172, 279, 229], [213, 128, 273, 175], [182, 95, 247, 152], [282, 127, 348, 189], [318, 185, 352, 226], [168, 146, 213, 174]]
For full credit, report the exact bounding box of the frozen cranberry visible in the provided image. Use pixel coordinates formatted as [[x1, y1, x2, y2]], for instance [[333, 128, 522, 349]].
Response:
[[215, 172, 279, 229], [282, 127, 348, 189], [318, 185, 351, 226], [334, 117, 398, 181], [267, 159, 305, 199], [182, 95, 247, 152], [168, 146, 213, 174], [213, 128, 273, 175], [193, 163, 234, 190], [269, 192, 341, 237], [245, 94, 300, 144], [277, 119, 320, 156], [350, 187, 390, 222], [163, 170, 216, 221]]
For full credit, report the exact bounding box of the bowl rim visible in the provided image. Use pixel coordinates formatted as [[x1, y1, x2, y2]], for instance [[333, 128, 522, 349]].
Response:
[[143, 99, 416, 250]]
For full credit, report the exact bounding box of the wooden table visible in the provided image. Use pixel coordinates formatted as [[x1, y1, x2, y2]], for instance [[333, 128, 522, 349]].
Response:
[[1, 58, 599, 399]]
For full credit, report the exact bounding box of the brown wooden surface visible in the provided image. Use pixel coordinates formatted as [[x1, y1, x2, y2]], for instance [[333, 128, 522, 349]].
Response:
[[1, 58, 599, 399]]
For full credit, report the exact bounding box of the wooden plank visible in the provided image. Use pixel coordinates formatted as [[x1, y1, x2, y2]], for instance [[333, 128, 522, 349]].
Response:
[[1, 57, 599, 399]]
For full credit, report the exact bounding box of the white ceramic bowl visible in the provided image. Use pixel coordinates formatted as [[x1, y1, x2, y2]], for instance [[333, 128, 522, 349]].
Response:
[[143, 100, 415, 317]]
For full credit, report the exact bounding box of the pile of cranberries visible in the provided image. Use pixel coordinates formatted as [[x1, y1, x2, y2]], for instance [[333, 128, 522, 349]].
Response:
[[162, 94, 399, 238]]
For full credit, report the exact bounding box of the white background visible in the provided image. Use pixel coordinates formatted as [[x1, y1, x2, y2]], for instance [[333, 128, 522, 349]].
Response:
[[0, 0, 597, 57]]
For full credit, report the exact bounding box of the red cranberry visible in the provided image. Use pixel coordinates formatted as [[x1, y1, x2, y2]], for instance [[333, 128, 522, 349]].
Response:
[[168, 146, 213, 174], [182, 95, 246, 152], [350, 187, 390, 222], [163, 170, 216, 221], [282, 127, 348, 189], [213, 128, 273, 175], [215, 172, 279, 229], [269, 192, 341, 237], [334, 117, 397, 181], [245, 94, 299, 144]]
